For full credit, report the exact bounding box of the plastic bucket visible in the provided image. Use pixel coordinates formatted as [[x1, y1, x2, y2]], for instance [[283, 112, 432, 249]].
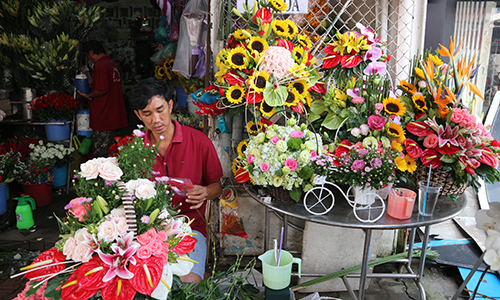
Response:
[[387, 188, 416, 220], [174, 86, 188, 108], [24, 182, 52, 207], [45, 119, 70, 141], [258, 249, 301, 290], [75, 74, 90, 93], [0, 183, 7, 215], [52, 165, 68, 187], [77, 109, 92, 137]]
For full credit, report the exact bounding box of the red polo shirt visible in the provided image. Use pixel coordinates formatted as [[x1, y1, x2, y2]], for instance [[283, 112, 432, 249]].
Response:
[[144, 119, 223, 237]]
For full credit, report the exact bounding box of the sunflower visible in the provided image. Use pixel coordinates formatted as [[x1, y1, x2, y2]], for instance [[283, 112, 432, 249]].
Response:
[[155, 65, 166, 80], [271, 20, 288, 38], [285, 20, 298, 38], [383, 97, 406, 116], [233, 29, 248, 40], [400, 80, 417, 94], [284, 88, 301, 107], [227, 47, 249, 70], [387, 123, 405, 140], [246, 120, 263, 134], [404, 155, 417, 173], [232, 158, 244, 175], [297, 34, 312, 49], [248, 36, 269, 54], [412, 94, 427, 110], [226, 85, 246, 104], [292, 46, 306, 64], [391, 140, 403, 151], [237, 140, 248, 156], [288, 80, 308, 96], [270, 0, 287, 11], [305, 91, 313, 107], [249, 71, 270, 93], [414, 67, 425, 79], [288, 63, 309, 80], [260, 100, 276, 117]]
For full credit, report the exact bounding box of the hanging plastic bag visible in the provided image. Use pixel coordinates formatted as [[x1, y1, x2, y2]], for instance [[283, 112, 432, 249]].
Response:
[[220, 188, 247, 238], [172, 0, 207, 79], [212, 132, 231, 178], [155, 15, 172, 44]]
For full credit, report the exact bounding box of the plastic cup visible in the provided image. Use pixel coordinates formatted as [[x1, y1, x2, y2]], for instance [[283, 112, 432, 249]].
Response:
[[387, 188, 416, 220], [417, 181, 443, 216], [258, 249, 301, 290]]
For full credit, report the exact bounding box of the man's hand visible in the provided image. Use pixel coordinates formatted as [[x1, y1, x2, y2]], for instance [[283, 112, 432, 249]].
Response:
[[185, 185, 208, 209], [77, 90, 90, 99]]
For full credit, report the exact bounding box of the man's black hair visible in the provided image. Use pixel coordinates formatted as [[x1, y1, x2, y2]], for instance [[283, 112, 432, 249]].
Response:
[[128, 77, 174, 111], [82, 40, 106, 55]]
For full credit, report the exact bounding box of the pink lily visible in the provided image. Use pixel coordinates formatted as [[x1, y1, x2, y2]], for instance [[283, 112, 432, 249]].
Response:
[[437, 123, 459, 148], [98, 232, 140, 282]]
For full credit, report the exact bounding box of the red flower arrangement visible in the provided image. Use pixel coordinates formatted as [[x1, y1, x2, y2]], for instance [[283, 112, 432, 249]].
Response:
[[31, 91, 80, 122]]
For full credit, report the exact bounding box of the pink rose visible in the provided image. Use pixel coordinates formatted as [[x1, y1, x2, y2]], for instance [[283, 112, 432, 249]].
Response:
[[290, 130, 304, 138], [79, 158, 100, 179], [98, 159, 123, 181], [367, 115, 385, 131], [374, 103, 384, 115], [67, 197, 91, 222], [260, 162, 270, 172], [137, 228, 158, 246], [97, 221, 118, 243], [157, 230, 168, 241], [136, 245, 152, 259], [457, 135, 467, 147], [310, 150, 318, 158], [270, 135, 280, 145], [285, 158, 298, 172], [150, 239, 164, 256], [71, 244, 93, 263], [477, 123, 493, 138], [352, 96, 365, 104], [450, 108, 464, 124], [423, 134, 439, 149], [247, 154, 255, 164]]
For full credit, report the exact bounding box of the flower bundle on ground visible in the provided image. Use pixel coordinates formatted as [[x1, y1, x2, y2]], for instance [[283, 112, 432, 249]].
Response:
[[216, 0, 320, 117], [13, 129, 198, 300], [30, 91, 80, 122], [400, 38, 500, 192]]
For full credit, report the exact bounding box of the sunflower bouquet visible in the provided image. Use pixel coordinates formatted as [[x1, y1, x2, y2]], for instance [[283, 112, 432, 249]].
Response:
[[399, 37, 500, 193], [215, 0, 321, 117]]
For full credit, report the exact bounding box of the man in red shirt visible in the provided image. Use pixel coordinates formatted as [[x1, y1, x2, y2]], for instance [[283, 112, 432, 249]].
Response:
[[129, 78, 223, 283], [79, 40, 128, 157]]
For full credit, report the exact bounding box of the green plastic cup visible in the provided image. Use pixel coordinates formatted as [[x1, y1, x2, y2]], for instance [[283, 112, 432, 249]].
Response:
[[258, 249, 301, 290]]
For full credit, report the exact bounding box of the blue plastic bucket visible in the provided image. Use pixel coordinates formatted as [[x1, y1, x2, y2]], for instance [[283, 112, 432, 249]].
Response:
[[75, 74, 89, 93], [52, 165, 68, 187], [77, 109, 92, 137], [45, 119, 70, 141], [0, 183, 7, 215], [174, 86, 188, 108]]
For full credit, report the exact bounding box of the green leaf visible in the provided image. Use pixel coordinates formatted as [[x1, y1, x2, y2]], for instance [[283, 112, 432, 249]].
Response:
[[289, 187, 302, 202], [322, 112, 344, 130], [310, 100, 328, 115], [308, 112, 321, 123], [263, 81, 287, 107]]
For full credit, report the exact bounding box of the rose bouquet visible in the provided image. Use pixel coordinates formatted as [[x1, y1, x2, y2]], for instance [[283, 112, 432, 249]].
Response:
[[234, 117, 324, 201], [30, 91, 80, 122], [400, 38, 500, 193], [13, 128, 198, 300], [216, 0, 320, 117]]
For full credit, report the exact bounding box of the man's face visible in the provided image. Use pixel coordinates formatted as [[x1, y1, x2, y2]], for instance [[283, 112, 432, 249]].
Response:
[[134, 95, 174, 136]]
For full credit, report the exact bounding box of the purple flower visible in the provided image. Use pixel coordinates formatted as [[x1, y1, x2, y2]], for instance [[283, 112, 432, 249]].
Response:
[[141, 215, 150, 224], [64, 202, 75, 210], [351, 159, 365, 172], [133, 129, 145, 137], [73, 175, 78, 179], [357, 149, 369, 156], [370, 158, 383, 168], [364, 61, 386, 75], [365, 167, 372, 172], [364, 47, 382, 62], [368, 115, 386, 131], [151, 171, 160, 176], [105, 180, 114, 186]]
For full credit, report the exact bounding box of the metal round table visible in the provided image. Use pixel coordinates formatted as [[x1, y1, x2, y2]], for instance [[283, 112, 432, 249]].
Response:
[[245, 186, 467, 300]]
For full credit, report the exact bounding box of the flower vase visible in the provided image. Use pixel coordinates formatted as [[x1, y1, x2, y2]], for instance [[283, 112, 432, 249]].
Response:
[[0, 183, 7, 215], [45, 119, 70, 141], [24, 182, 52, 207], [52, 164, 69, 187]]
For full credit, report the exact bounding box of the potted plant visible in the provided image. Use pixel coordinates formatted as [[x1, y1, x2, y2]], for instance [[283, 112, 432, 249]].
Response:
[[30, 141, 75, 187], [399, 38, 500, 195]]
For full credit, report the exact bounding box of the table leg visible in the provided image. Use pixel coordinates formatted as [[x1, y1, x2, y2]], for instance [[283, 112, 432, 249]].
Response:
[[451, 251, 486, 300], [283, 214, 288, 249], [416, 225, 430, 300], [357, 228, 372, 300]]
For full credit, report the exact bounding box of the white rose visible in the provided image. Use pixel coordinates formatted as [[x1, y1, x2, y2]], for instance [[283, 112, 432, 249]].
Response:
[[360, 124, 370, 136], [71, 244, 94, 263], [74, 228, 92, 245], [351, 128, 361, 137], [158, 208, 171, 220], [115, 218, 129, 236], [62, 237, 77, 259], [107, 208, 126, 220], [135, 182, 157, 200], [98, 160, 123, 181], [97, 220, 119, 243], [80, 158, 101, 180], [125, 179, 154, 195], [105, 157, 120, 166]]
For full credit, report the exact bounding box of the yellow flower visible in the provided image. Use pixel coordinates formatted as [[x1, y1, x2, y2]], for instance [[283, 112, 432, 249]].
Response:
[[395, 156, 407, 172], [232, 158, 244, 175], [387, 123, 405, 140], [297, 34, 312, 49], [287, 79, 308, 96], [246, 121, 263, 134], [292, 46, 307, 64], [383, 97, 406, 116], [415, 67, 425, 79], [226, 85, 246, 104], [334, 88, 347, 108], [412, 94, 427, 110], [284, 20, 298, 38], [270, 0, 287, 11], [233, 29, 248, 40], [288, 63, 309, 80], [305, 91, 313, 107], [216, 51, 226, 69], [428, 54, 443, 66], [227, 47, 249, 70], [284, 88, 301, 107], [400, 80, 417, 94], [260, 100, 276, 117], [215, 63, 229, 84], [391, 140, 403, 151], [155, 65, 166, 80], [404, 155, 417, 173], [249, 71, 270, 93], [344, 32, 371, 54], [271, 20, 288, 38], [248, 36, 268, 54], [236, 140, 248, 156]]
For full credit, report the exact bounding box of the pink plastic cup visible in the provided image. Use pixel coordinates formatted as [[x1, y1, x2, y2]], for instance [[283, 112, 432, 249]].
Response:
[[387, 188, 416, 220]]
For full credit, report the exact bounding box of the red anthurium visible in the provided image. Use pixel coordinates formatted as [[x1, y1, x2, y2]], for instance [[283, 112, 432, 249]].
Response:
[[260, 118, 273, 126], [479, 147, 499, 169], [224, 72, 245, 86], [129, 256, 163, 295], [335, 140, 352, 158], [25, 248, 66, 281], [322, 52, 342, 69], [276, 39, 294, 51], [291, 101, 305, 114], [61, 269, 99, 300], [309, 83, 326, 94], [341, 54, 362, 68], [234, 168, 250, 183], [101, 277, 137, 300], [407, 121, 434, 137], [77, 256, 110, 290], [171, 235, 197, 254], [420, 149, 442, 168], [246, 91, 263, 104], [404, 139, 423, 158], [435, 143, 461, 155], [323, 44, 337, 55], [253, 7, 272, 24]]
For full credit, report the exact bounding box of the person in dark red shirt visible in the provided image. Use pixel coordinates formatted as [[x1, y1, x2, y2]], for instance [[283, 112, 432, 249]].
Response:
[[129, 78, 223, 283], [78, 40, 128, 157]]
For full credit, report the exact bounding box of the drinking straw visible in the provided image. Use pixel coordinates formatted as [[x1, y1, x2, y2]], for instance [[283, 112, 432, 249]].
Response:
[[277, 227, 284, 267], [423, 164, 433, 215]]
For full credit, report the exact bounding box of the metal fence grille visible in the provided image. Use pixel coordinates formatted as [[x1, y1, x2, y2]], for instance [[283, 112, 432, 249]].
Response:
[[211, 0, 427, 84]]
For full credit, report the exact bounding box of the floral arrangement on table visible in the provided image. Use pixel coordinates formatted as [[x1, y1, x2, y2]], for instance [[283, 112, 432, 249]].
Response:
[[216, 0, 321, 117], [30, 91, 80, 122], [13, 142, 56, 186], [234, 117, 324, 201], [399, 37, 500, 194], [13, 127, 198, 300], [475, 202, 500, 272]]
